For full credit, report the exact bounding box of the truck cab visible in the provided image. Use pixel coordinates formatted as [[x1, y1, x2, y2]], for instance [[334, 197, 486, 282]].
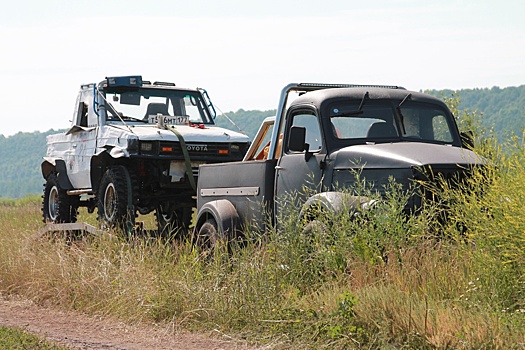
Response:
[[194, 83, 484, 247]]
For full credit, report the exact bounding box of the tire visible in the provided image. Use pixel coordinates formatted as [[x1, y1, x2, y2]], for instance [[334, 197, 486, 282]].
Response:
[[42, 172, 77, 223], [97, 166, 135, 232], [156, 202, 192, 237], [195, 218, 221, 250], [302, 219, 328, 235]]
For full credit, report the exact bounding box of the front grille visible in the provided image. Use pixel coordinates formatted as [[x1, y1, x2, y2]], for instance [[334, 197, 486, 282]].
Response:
[[410, 164, 478, 207], [413, 164, 472, 190], [139, 141, 248, 161]]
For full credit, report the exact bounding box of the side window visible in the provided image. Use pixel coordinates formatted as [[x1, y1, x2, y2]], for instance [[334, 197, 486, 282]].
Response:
[[432, 115, 453, 142], [75, 89, 97, 128], [76, 102, 89, 127], [290, 111, 322, 152]]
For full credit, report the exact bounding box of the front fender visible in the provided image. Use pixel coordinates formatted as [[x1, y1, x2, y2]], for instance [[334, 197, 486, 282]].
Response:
[[108, 146, 130, 158], [299, 191, 376, 220], [195, 199, 240, 238]]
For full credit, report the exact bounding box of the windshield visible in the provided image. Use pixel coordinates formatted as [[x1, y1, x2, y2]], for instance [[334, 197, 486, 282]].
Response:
[[329, 100, 456, 144], [103, 88, 213, 124]]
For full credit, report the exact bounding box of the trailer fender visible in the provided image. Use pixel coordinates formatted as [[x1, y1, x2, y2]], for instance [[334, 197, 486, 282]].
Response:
[[299, 191, 377, 221], [195, 199, 240, 239]]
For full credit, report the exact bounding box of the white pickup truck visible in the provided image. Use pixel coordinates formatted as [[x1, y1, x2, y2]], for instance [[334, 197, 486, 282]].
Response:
[[41, 76, 250, 234]]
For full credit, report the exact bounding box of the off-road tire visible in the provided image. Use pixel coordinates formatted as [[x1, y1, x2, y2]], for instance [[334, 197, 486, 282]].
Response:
[[97, 166, 135, 232], [42, 172, 78, 223]]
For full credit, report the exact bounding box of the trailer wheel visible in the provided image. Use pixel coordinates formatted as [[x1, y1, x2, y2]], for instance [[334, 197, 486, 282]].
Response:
[[196, 218, 221, 250], [42, 172, 77, 223], [97, 166, 134, 232]]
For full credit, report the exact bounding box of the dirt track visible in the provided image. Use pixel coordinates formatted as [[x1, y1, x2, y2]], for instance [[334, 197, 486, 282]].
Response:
[[0, 295, 255, 350]]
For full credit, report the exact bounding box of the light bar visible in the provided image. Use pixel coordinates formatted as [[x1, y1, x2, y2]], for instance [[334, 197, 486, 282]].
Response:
[[298, 83, 406, 90], [106, 76, 143, 87]]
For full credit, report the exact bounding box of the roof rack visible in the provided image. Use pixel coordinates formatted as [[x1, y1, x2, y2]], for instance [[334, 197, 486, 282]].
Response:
[[298, 83, 406, 90]]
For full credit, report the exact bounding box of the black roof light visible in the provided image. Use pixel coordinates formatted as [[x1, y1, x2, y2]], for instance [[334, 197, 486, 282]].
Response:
[[106, 76, 143, 87]]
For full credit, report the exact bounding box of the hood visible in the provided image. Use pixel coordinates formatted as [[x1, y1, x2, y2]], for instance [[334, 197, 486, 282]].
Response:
[[331, 142, 485, 170], [110, 123, 250, 143]]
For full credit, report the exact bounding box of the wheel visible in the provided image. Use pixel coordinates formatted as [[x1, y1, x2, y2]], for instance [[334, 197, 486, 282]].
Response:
[[97, 166, 135, 232], [42, 172, 77, 223], [156, 202, 192, 237], [195, 218, 221, 250], [302, 219, 328, 235]]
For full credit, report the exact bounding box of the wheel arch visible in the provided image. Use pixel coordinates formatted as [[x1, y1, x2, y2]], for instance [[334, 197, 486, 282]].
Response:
[[91, 150, 118, 193], [41, 158, 73, 190], [194, 200, 240, 238]]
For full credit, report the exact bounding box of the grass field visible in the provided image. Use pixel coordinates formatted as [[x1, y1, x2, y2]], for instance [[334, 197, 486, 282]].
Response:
[[0, 325, 67, 349], [1, 105, 524, 348]]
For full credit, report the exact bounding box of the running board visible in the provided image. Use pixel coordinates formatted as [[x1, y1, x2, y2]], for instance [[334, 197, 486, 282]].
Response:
[[67, 189, 93, 195]]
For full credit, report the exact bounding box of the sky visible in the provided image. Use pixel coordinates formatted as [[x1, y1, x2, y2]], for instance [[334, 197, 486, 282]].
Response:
[[1, 0, 524, 136]]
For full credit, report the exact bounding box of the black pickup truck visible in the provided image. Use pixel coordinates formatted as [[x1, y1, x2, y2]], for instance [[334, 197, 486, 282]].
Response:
[[193, 83, 484, 245]]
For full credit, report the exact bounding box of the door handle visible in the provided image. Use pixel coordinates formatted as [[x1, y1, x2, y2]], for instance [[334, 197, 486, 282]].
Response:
[[72, 144, 77, 148], [275, 165, 284, 171]]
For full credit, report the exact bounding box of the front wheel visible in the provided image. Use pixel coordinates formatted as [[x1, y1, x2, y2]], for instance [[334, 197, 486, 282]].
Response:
[[42, 172, 77, 223], [97, 166, 135, 232]]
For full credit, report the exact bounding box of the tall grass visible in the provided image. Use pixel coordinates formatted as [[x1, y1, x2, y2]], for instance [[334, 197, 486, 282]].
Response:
[[1, 113, 525, 348]]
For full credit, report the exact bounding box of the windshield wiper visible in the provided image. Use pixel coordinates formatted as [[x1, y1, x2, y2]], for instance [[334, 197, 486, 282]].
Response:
[[120, 115, 148, 123], [335, 91, 369, 117], [396, 93, 412, 134]]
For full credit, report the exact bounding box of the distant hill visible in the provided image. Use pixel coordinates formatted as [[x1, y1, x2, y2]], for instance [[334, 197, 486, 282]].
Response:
[[0, 130, 63, 199], [1, 85, 524, 198], [213, 108, 276, 140], [427, 85, 525, 140]]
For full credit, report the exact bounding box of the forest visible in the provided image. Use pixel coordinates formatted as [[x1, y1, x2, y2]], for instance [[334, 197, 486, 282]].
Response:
[[1, 85, 524, 198]]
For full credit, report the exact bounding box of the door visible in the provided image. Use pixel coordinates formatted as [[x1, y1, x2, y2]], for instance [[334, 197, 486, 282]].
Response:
[[274, 108, 325, 210], [66, 89, 98, 189]]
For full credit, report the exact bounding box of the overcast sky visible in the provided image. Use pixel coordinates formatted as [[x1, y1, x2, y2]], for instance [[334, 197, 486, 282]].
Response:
[[1, 0, 524, 136]]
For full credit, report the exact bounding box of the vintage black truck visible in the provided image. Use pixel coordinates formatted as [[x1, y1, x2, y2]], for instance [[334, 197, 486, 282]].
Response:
[[41, 76, 250, 234], [193, 83, 484, 245]]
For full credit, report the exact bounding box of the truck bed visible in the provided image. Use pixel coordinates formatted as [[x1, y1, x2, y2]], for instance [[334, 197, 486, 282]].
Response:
[[197, 159, 277, 231]]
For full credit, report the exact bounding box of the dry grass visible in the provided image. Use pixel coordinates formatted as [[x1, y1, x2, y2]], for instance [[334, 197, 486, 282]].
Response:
[[2, 127, 525, 348]]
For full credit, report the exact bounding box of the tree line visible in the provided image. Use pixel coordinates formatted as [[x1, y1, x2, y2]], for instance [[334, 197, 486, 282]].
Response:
[[1, 85, 524, 198]]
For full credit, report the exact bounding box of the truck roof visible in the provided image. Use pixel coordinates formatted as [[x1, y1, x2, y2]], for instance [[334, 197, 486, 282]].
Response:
[[289, 87, 446, 109]]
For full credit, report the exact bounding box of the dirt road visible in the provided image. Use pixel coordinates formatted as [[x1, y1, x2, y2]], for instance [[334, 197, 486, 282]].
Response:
[[0, 295, 255, 350]]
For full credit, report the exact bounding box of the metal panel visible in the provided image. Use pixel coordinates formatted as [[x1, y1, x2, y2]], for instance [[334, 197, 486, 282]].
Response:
[[200, 186, 260, 197]]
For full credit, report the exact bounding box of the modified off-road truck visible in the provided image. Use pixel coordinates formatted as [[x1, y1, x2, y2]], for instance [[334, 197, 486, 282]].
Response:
[[42, 76, 250, 233], [193, 83, 484, 245]]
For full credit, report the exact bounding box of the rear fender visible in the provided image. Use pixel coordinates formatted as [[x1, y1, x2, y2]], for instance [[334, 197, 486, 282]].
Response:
[[195, 199, 240, 238], [41, 158, 74, 190]]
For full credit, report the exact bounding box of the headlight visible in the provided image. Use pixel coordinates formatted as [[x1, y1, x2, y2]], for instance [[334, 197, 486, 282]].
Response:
[[140, 142, 154, 152]]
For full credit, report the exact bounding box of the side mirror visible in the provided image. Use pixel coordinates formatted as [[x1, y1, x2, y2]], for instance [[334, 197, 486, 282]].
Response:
[[289, 126, 306, 152], [460, 131, 474, 149]]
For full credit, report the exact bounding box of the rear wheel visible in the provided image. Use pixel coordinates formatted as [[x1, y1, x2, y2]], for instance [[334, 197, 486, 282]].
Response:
[[97, 166, 135, 232], [42, 172, 77, 223]]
